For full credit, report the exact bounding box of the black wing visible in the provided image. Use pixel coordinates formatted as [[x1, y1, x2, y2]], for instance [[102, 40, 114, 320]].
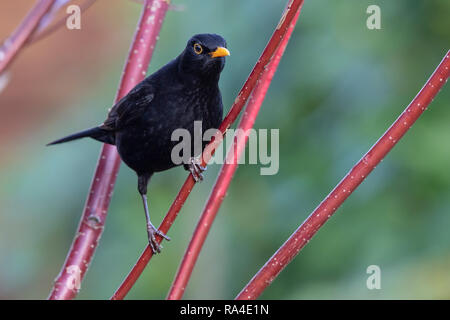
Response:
[[100, 82, 155, 131]]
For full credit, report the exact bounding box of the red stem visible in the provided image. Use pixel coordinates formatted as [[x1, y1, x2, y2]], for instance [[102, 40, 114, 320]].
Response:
[[0, 0, 55, 74], [48, 0, 169, 300], [111, 0, 305, 300], [236, 50, 450, 300], [167, 7, 302, 301]]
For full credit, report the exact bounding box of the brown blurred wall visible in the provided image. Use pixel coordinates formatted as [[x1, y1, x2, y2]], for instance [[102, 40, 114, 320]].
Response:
[[0, 0, 136, 163]]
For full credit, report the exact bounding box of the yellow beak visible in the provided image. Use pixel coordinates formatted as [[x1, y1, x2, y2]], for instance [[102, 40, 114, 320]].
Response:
[[210, 47, 230, 58]]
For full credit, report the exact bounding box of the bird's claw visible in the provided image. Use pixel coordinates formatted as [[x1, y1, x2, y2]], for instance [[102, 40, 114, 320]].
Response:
[[147, 224, 170, 254], [188, 156, 207, 182]]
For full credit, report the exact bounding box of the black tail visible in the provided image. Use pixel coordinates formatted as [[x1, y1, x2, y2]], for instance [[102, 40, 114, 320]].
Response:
[[47, 127, 114, 146]]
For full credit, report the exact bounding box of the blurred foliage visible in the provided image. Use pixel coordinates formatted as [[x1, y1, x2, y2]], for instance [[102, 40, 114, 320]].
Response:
[[0, 0, 449, 299]]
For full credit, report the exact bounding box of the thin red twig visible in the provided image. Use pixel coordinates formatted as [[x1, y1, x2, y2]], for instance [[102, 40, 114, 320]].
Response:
[[236, 50, 450, 300], [48, 0, 170, 300], [0, 0, 55, 74], [111, 0, 305, 300], [167, 6, 302, 301]]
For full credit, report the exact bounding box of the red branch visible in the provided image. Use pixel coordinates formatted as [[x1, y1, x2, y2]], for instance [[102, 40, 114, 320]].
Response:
[[167, 7, 302, 300], [0, 0, 55, 74], [111, 0, 305, 300], [235, 50, 450, 300], [48, 0, 169, 300]]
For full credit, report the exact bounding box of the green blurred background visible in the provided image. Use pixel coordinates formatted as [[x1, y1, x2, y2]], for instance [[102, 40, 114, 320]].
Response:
[[0, 0, 449, 299]]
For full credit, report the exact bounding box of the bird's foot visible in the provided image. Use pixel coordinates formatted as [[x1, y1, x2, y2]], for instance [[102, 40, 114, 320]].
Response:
[[147, 223, 170, 254], [187, 156, 207, 182]]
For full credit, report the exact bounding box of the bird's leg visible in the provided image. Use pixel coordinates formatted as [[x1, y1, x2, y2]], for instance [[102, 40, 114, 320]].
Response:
[[141, 194, 170, 254], [185, 155, 207, 182], [138, 174, 170, 253]]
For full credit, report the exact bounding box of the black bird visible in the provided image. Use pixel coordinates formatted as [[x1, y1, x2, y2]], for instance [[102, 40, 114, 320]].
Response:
[[48, 34, 230, 253]]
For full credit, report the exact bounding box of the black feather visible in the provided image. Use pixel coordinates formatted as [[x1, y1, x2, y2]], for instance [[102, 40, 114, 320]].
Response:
[[46, 127, 114, 146]]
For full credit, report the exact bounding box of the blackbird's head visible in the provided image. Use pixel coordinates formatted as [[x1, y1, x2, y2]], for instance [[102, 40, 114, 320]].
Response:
[[179, 34, 230, 83]]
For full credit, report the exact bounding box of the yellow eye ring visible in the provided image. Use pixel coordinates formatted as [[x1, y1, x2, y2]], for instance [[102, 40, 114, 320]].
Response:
[[193, 43, 203, 55]]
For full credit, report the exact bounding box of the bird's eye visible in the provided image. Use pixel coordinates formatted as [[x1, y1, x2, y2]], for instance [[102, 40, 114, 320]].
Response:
[[193, 43, 203, 55]]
